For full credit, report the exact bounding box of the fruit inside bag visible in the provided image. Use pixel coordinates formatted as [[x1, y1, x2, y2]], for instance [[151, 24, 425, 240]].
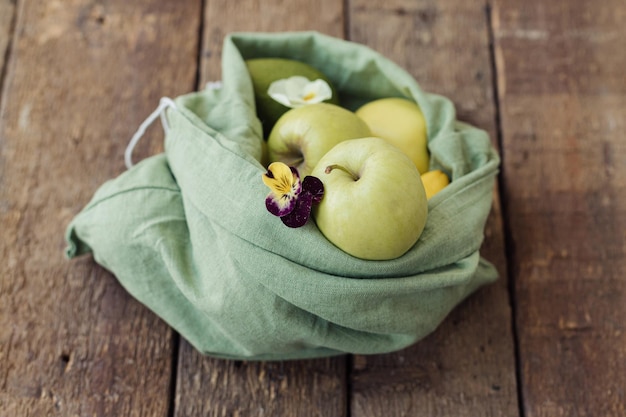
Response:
[[65, 31, 500, 360]]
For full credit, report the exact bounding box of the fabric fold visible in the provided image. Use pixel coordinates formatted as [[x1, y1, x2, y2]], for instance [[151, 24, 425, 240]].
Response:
[[66, 31, 500, 360]]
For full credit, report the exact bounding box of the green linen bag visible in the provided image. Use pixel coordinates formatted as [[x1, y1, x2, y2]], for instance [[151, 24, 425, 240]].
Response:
[[65, 31, 500, 361]]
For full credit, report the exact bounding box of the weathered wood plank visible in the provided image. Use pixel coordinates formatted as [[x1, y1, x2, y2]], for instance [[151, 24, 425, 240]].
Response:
[[0, 0, 14, 84], [172, 2, 348, 417], [199, 0, 345, 80], [493, 0, 626, 416], [174, 354, 347, 417], [348, 1, 519, 416], [0, 1, 201, 415]]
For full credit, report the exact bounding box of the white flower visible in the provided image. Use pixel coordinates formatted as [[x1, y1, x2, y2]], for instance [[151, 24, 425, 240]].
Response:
[[267, 76, 333, 108]]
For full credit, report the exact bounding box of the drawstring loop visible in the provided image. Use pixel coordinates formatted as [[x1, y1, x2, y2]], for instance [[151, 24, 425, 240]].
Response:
[[124, 97, 177, 169], [124, 82, 222, 169]]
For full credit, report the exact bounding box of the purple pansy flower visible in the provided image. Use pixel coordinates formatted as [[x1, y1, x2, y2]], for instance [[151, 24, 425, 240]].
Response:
[[262, 162, 324, 228]]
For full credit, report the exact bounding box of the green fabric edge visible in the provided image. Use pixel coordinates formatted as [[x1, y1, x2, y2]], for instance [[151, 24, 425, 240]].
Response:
[[64, 31, 501, 360]]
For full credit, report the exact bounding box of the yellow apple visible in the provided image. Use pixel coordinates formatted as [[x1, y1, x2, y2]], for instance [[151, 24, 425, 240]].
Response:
[[421, 170, 450, 199], [355, 97, 429, 174]]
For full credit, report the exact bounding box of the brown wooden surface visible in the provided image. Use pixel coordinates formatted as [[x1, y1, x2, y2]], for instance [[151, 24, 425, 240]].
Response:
[[173, 3, 347, 417], [493, 1, 626, 416], [0, 0, 13, 77], [1, 1, 624, 416], [348, 1, 518, 416], [0, 0, 199, 415]]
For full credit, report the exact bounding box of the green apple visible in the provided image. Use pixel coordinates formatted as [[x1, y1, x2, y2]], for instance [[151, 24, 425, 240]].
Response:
[[355, 97, 430, 174], [311, 137, 428, 260], [267, 103, 371, 177], [246, 58, 339, 136]]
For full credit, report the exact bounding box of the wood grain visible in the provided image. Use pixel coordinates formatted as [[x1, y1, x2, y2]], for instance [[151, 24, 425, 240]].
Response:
[[0, 0, 14, 86], [200, 0, 345, 81], [492, 0, 626, 416], [172, 1, 348, 417], [0, 0, 201, 415], [348, 0, 519, 416], [2, 0, 623, 416], [174, 350, 347, 417]]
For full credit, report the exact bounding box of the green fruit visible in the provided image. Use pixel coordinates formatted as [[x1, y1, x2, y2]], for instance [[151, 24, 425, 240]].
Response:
[[246, 58, 339, 137], [311, 137, 428, 260], [268, 103, 371, 177]]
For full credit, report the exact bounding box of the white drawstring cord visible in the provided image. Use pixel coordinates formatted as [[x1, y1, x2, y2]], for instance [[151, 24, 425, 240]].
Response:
[[206, 80, 223, 90], [124, 97, 178, 169], [124, 83, 222, 169]]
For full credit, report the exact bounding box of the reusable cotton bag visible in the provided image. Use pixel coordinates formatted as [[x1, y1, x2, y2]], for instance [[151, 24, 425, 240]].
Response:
[[65, 32, 500, 360]]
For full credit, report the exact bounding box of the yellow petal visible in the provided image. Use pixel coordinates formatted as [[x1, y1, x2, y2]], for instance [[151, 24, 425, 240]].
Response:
[[262, 162, 295, 195]]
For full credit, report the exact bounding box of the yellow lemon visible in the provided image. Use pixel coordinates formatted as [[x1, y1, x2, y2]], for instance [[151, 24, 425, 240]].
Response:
[[421, 170, 450, 199]]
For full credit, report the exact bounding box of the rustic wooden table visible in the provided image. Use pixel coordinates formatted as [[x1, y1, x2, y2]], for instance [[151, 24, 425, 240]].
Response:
[[1, 1, 624, 416]]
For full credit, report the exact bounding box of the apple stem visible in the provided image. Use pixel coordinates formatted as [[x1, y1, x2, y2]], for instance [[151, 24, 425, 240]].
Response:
[[325, 164, 359, 181]]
